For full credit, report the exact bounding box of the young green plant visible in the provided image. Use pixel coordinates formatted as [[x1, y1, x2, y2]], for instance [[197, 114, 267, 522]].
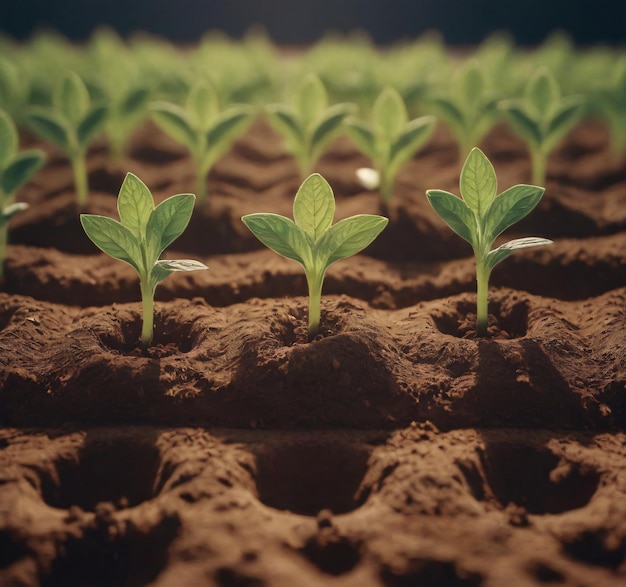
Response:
[[242, 173, 388, 340], [150, 80, 255, 204], [26, 71, 107, 206], [426, 148, 552, 337], [499, 68, 585, 185], [0, 110, 46, 279], [346, 86, 435, 205], [80, 173, 208, 348], [266, 74, 356, 177]]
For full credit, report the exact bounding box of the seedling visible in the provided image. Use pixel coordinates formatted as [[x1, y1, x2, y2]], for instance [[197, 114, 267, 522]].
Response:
[[242, 173, 388, 340], [595, 57, 626, 154], [266, 74, 356, 177], [0, 110, 45, 279], [346, 86, 435, 205], [150, 80, 255, 204], [25, 71, 107, 206], [428, 61, 500, 159], [80, 173, 208, 348], [499, 68, 585, 185], [426, 148, 552, 337]]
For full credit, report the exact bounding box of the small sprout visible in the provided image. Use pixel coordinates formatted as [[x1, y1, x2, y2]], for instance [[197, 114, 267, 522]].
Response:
[[426, 148, 552, 337], [499, 68, 585, 185], [80, 173, 208, 348], [0, 109, 46, 280], [242, 173, 388, 340], [428, 61, 500, 160], [25, 71, 107, 206], [150, 80, 255, 204], [346, 86, 435, 204], [266, 74, 356, 177]]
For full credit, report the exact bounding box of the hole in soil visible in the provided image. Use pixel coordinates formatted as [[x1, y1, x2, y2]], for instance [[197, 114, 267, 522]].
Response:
[[432, 298, 528, 339], [300, 534, 361, 576], [380, 560, 483, 587], [529, 561, 565, 583], [563, 530, 626, 569], [41, 431, 161, 511], [0, 529, 29, 567], [480, 442, 600, 515], [253, 441, 370, 516], [44, 511, 180, 587], [214, 566, 264, 587]]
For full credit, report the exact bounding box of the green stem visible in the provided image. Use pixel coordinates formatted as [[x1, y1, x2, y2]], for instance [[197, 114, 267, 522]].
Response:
[[531, 147, 547, 186], [0, 222, 7, 281], [379, 170, 394, 206], [306, 271, 324, 341], [140, 279, 155, 349], [476, 260, 490, 337], [72, 152, 89, 206]]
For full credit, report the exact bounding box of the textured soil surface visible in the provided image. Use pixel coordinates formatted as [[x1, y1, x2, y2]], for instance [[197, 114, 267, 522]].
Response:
[[0, 117, 625, 586]]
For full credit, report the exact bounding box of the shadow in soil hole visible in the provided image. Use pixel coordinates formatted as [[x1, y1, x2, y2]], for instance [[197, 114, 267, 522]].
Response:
[[252, 439, 373, 516], [380, 559, 483, 587], [300, 530, 362, 576], [40, 429, 162, 511], [563, 530, 626, 569], [470, 438, 600, 515]]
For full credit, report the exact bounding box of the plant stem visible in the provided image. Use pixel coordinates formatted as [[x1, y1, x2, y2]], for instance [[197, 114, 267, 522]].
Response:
[[140, 280, 154, 348], [72, 152, 89, 206], [531, 148, 547, 186], [0, 222, 7, 280], [379, 171, 394, 206], [306, 271, 324, 341], [476, 260, 490, 337]]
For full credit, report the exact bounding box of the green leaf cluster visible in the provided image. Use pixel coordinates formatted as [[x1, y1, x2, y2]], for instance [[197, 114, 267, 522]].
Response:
[[81, 173, 208, 347], [427, 148, 552, 336], [266, 74, 356, 177], [25, 71, 108, 205], [595, 57, 626, 154], [0, 109, 46, 279], [150, 80, 255, 204], [346, 87, 435, 204], [428, 62, 500, 159], [499, 68, 585, 184], [242, 173, 388, 339]]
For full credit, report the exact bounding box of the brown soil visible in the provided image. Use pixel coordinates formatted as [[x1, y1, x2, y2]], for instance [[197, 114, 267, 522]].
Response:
[[1, 117, 625, 586]]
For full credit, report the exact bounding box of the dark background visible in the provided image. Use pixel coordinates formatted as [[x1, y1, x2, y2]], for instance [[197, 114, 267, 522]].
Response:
[[1, 0, 625, 46]]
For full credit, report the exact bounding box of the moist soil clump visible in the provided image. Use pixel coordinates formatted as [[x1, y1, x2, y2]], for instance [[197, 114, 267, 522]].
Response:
[[0, 118, 625, 586]]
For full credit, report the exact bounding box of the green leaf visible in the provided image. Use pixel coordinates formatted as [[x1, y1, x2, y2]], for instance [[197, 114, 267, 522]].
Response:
[[117, 172, 154, 238], [320, 214, 388, 267], [485, 236, 553, 271], [150, 258, 208, 286], [120, 87, 150, 117], [345, 119, 378, 161], [309, 103, 354, 159], [54, 71, 90, 125], [459, 147, 497, 219], [150, 102, 197, 150], [296, 74, 327, 129], [187, 81, 219, 130], [147, 193, 196, 258], [544, 97, 585, 152], [527, 69, 559, 118], [426, 189, 475, 245], [76, 104, 108, 148], [0, 150, 45, 196], [0, 202, 28, 225], [26, 109, 70, 151], [388, 115, 435, 170], [373, 87, 408, 140], [293, 172, 335, 241], [205, 106, 254, 153], [461, 64, 485, 109], [430, 97, 465, 133], [0, 110, 18, 169], [266, 104, 304, 146], [241, 213, 309, 266], [484, 184, 545, 241], [80, 214, 142, 272], [499, 102, 542, 148]]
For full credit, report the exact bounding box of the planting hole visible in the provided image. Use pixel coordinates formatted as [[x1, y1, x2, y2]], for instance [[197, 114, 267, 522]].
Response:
[[480, 442, 600, 515], [41, 431, 161, 511], [253, 440, 370, 516], [300, 533, 361, 576], [380, 560, 483, 587]]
